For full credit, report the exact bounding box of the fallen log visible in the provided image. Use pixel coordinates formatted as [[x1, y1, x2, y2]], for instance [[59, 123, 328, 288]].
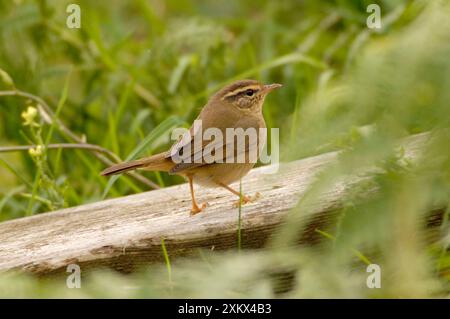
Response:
[[0, 132, 441, 276]]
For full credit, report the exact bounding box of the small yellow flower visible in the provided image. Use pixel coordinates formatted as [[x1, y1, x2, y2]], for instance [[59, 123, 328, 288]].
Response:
[[21, 106, 39, 127], [29, 145, 43, 157]]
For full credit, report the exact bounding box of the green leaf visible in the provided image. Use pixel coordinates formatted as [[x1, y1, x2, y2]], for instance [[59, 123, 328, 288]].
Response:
[[0, 68, 14, 87], [0, 158, 32, 188], [45, 69, 72, 146], [168, 55, 193, 94]]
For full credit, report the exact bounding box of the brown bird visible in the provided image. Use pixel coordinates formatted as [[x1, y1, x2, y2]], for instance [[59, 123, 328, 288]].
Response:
[[101, 79, 282, 215]]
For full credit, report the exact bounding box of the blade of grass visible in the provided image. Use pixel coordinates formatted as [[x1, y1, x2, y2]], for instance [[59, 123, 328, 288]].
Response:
[[237, 179, 243, 251], [25, 170, 41, 216], [111, 80, 135, 157], [45, 69, 72, 146], [437, 203, 450, 273], [315, 228, 372, 266], [289, 85, 303, 144], [84, 12, 117, 71], [108, 111, 119, 155], [0, 186, 25, 217], [168, 54, 192, 94], [161, 237, 173, 289], [115, 79, 135, 123], [20, 193, 53, 210], [54, 147, 63, 176], [0, 158, 32, 188], [153, 171, 165, 187]]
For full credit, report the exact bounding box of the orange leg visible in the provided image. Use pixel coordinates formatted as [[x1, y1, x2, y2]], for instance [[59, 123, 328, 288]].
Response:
[[188, 176, 206, 215], [216, 182, 261, 207]]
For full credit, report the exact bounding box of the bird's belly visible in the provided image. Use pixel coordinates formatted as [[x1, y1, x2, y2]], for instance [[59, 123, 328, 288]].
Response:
[[189, 163, 255, 187]]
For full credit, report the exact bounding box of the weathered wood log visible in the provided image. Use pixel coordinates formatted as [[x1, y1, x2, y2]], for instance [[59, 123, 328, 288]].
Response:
[[0, 132, 440, 276]]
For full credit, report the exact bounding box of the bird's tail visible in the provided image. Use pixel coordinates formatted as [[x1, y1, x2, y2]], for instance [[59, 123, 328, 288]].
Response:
[[101, 152, 172, 176]]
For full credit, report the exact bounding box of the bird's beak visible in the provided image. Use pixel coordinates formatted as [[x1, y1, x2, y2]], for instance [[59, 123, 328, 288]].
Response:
[[263, 83, 283, 94]]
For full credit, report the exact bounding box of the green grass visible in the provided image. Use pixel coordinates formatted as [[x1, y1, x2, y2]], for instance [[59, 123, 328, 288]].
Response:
[[237, 179, 243, 251], [0, 0, 449, 298], [161, 237, 172, 291]]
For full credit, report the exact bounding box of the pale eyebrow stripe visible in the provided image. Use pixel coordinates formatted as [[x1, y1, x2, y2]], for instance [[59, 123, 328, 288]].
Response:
[[222, 85, 260, 99]]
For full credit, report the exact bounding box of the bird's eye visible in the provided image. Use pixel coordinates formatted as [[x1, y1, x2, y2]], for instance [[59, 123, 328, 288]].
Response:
[[245, 89, 254, 96]]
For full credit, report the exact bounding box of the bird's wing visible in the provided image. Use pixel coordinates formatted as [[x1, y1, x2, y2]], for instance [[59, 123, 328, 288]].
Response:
[[167, 118, 263, 174]]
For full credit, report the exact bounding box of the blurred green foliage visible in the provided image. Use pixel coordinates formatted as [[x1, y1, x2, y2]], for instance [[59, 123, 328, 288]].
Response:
[[0, 0, 449, 298]]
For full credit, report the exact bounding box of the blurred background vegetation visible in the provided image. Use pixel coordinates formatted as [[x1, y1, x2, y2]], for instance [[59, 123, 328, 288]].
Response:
[[0, 0, 449, 298]]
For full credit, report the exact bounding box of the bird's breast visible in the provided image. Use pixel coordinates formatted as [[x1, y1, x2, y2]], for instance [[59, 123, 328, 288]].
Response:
[[188, 162, 255, 187]]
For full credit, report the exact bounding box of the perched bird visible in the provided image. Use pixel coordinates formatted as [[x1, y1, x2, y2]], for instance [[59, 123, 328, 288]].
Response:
[[101, 79, 282, 215]]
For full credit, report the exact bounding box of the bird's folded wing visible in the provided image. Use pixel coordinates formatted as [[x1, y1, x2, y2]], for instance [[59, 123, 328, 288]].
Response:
[[166, 119, 263, 174]]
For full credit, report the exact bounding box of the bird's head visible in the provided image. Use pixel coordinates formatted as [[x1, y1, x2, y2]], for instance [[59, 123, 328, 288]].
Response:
[[214, 79, 282, 112]]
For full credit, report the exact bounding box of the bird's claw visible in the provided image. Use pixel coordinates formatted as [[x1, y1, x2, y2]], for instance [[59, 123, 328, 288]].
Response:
[[232, 192, 261, 208], [190, 202, 208, 215]]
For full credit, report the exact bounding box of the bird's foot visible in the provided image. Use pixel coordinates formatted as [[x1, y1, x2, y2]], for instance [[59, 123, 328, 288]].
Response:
[[190, 202, 208, 216], [232, 192, 261, 208]]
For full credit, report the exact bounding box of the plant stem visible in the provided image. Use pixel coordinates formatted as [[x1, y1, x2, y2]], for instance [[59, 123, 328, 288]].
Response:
[[0, 143, 120, 161], [237, 179, 243, 251]]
